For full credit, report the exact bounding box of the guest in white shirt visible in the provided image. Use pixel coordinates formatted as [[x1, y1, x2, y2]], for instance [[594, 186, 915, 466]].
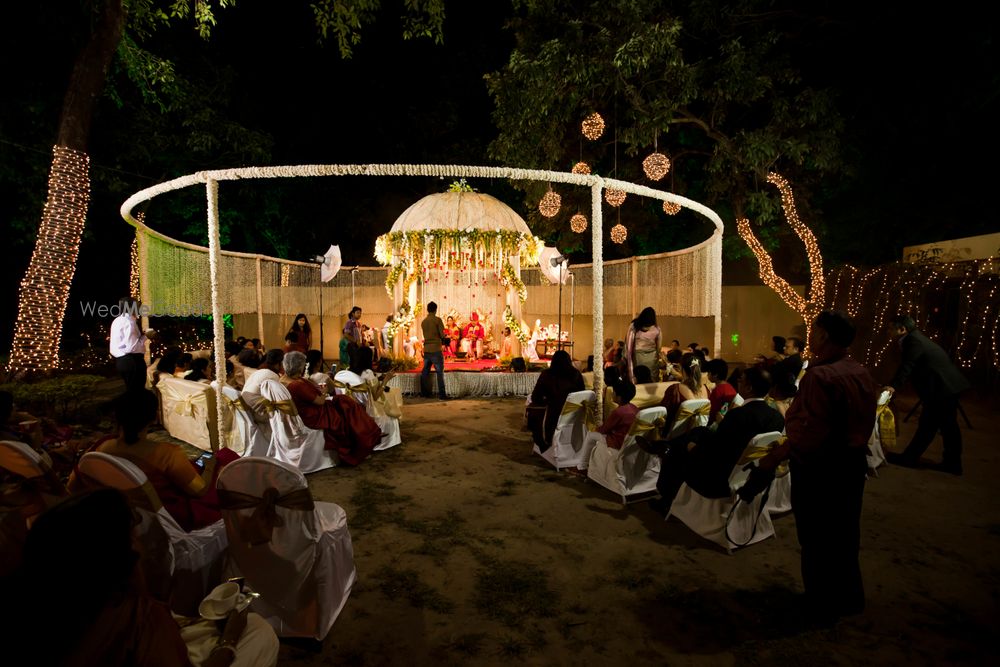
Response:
[[109, 296, 153, 392], [242, 349, 285, 422]]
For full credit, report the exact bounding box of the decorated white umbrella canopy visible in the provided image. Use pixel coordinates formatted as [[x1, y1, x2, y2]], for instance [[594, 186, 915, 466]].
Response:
[[375, 188, 543, 347]]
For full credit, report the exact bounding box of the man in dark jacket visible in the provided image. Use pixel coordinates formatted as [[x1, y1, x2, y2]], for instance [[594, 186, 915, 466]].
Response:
[[885, 315, 970, 475], [643, 366, 785, 514]]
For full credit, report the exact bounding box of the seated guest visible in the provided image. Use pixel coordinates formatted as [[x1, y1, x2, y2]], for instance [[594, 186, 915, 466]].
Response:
[[770, 336, 804, 400], [234, 349, 260, 389], [663, 348, 683, 381], [578, 380, 640, 470], [242, 349, 284, 396], [283, 351, 380, 466], [282, 332, 298, 354], [148, 346, 182, 389], [0, 390, 41, 447], [305, 349, 326, 376], [173, 352, 193, 378], [527, 350, 584, 452], [659, 352, 710, 426], [643, 366, 785, 515], [706, 358, 737, 421], [3, 488, 279, 667], [184, 357, 215, 384], [69, 390, 239, 532]]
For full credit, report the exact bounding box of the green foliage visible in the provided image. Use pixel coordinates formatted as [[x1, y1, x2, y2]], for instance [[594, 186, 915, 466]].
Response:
[[312, 0, 445, 57], [487, 0, 846, 259], [0, 375, 105, 420]]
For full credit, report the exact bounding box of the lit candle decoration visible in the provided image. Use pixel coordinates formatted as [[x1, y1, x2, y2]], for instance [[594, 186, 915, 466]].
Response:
[[570, 213, 588, 233], [581, 112, 605, 140], [604, 187, 626, 207], [642, 152, 671, 181], [538, 189, 561, 217], [662, 201, 681, 215], [610, 223, 627, 244]]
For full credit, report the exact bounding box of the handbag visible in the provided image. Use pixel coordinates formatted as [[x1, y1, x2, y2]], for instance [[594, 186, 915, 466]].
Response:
[[382, 387, 403, 419]]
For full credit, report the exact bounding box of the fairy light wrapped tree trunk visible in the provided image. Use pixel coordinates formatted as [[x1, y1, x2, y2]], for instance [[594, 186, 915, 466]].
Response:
[[736, 172, 826, 348]]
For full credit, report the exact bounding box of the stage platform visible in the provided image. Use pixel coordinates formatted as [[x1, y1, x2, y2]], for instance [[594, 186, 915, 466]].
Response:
[[387, 358, 541, 397]]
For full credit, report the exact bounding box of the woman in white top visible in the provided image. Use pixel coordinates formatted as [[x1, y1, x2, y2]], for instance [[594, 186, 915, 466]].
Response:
[[625, 307, 664, 383]]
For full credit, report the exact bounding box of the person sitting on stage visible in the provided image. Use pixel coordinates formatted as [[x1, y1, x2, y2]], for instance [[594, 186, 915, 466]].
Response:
[[500, 326, 516, 359], [527, 350, 584, 451], [444, 316, 461, 358], [462, 312, 486, 361], [283, 351, 380, 466]]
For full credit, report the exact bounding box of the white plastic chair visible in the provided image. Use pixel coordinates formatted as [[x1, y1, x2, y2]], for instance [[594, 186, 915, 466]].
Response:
[[533, 390, 596, 470], [0, 440, 67, 524], [667, 431, 786, 553], [334, 370, 401, 451], [259, 380, 336, 474], [76, 451, 227, 615], [218, 457, 356, 640], [666, 398, 711, 439], [219, 385, 270, 457], [866, 389, 893, 475], [586, 406, 665, 504]]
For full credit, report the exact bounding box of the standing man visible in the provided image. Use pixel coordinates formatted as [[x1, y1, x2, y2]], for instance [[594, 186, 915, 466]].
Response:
[[420, 301, 448, 400], [885, 315, 970, 475], [343, 306, 363, 369], [754, 310, 878, 624], [110, 296, 153, 392]]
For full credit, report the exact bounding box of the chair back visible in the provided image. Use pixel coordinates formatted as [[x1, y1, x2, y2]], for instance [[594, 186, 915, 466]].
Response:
[[727, 432, 785, 493], [157, 376, 220, 452], [77, 451, 168, 515], [0, 440, 48, 480], [259, 380, 335, 473], [544, 390, 596, 468], [217, 457, 319, 610], [795, 360, 809, 387], [220, 384, 256, 456], [0, 440, 67, 521], [333, 370, 371, 406], [619, 406, 666, 488], [668, 398, 711, 438], [631, 381, 676, 409]]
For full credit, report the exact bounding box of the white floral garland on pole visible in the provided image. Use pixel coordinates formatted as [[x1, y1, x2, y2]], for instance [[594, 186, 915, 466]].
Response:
[[591, 182, 605, 417], [206, 179, 226, 451]]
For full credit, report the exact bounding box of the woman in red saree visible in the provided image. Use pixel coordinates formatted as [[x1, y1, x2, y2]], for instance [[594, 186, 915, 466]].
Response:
[[283, 351, 380, 466], [443, 316, 461, 358]]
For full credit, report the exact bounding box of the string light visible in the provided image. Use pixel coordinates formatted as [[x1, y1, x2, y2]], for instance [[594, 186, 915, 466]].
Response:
[[130, 236, 140, 299], [570, 213, 588, 233], [604, 187, 626, 207], [610, 223, 627, 244], [642, 152, 671, 181], [737, 172, 825, 348], [662, 201, 681, 215], [280, 264, 290, 287], [571, 161, 591, 175], [8, 145, 90, 372], [538, 188, 561, 217], [581, 112, 605, 140]]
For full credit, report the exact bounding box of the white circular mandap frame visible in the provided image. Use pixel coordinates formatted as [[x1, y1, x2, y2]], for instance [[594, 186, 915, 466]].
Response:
[[121, 163, 724, 435]]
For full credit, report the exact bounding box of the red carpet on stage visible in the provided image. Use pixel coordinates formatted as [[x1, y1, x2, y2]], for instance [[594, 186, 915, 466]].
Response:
[[402, 358, 504, 373]]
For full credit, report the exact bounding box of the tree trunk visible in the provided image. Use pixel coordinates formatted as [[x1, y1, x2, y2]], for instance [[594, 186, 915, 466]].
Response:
[[8, 0, 124, 373]]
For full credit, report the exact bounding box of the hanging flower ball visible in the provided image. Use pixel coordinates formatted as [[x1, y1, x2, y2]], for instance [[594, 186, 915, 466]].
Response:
[[571, 161, 591, 175], [581, 112, 605, 140], [539, 189, 561, 217], [662, 200, 681, 215], [610, 223, 628, 244], [642, 152, 671, 181], [604, 187, 626, 207], [570, 213, 588, 233]]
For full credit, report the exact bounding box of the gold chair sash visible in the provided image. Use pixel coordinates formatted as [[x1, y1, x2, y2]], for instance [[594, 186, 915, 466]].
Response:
[[738, 436, 790, 478], [258, 398, 298, 416], [876, 403, 896, 450], [217, 487, 315, 546], [560, 399, 597, 431], [628, 416, 667, 438], [331, 379, 373, 402], [222, 394, 248, 412], [676, 402, 711, 422]]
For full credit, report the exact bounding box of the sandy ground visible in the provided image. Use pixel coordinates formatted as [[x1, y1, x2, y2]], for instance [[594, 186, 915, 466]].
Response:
[[254, 389, 1000, 666]]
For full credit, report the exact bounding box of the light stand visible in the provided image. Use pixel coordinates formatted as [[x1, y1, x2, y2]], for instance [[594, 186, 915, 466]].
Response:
[[309, 254, 327, 358], [551, 255, 567, 351]]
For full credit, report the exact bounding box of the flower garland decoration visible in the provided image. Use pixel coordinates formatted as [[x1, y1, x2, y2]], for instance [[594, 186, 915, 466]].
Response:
[[386, 300, 415, 341], [384, 263, 406, 296], [500, 260, 528, 302], [448, 178, 475, 192], [503, 306, 529, 344], [374, 229, 542, 272]]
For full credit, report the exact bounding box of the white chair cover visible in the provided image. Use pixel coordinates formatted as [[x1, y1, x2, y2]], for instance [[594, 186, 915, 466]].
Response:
[[259, 380, 336, 474], [218, 457, 356, 640], [866, 389, 892, 474], [533, 390, 596, 470], [219, 385, 270, 457], [0, 440, 66, 522], [334, 370, 401, 451], [666, 398, 711, 439], [157, 376, 220, 452], [667, 431, 785, 553], [586, 406, 665, 504], [76, 452, 227, 615]]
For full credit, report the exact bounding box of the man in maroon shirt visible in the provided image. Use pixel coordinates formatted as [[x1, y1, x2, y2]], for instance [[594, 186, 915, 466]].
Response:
[[757, 310, 878, 624]]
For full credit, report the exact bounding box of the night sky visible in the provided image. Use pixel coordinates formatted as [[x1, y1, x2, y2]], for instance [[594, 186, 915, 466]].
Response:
[[1, 1, 997, 352]]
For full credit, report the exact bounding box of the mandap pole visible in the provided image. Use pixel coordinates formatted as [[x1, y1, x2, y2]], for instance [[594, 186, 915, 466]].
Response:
[[591, 181, 604, 418]]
